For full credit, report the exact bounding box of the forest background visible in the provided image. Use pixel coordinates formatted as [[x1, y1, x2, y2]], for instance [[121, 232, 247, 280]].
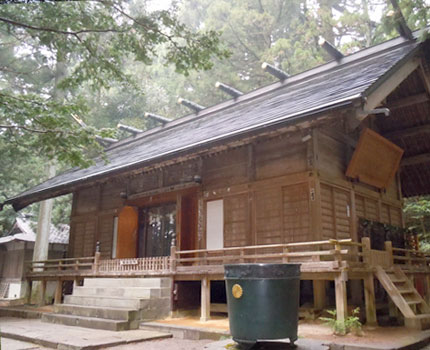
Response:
[[1, 0, 430, 247]]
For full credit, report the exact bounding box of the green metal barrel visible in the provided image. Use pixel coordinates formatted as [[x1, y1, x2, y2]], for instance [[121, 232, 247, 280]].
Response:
[[224, 263, 301, 346]]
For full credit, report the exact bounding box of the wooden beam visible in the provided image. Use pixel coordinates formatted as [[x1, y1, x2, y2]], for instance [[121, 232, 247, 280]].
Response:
[[54, 279, 62, 304], [200, 276, 211, 322], [386, 92, 429, 110], [401, 153, 430, 167], [418, 61, 430, 97], [364, 274, 377, 326], [335, 273, 348, 323], [360, 58, 420, 120], [384, 124, 430, 140]]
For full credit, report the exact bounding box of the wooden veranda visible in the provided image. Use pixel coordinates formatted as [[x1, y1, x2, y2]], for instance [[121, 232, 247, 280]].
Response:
[[26, 237, 430, 329]]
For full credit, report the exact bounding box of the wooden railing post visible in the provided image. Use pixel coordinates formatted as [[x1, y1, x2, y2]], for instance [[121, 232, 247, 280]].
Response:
[[282, 246, 289, 263], [362, 237, 371, 266], [93, 241, 101, 275], [54, 279, 62, 304], [170, 245, 177, 273], [384, 241, 394, 267]]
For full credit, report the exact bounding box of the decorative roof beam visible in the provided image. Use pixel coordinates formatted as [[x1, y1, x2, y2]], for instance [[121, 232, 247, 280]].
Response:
[[144, 112, 172, 125], [177, 98, 205, 113], [318, 37, 344, 61], [261, 62, 289, 81], [117, 123, 142, 135], [215, 81, 243, 99], [95, 136, 118, 146], [388, 0, 414, 40]]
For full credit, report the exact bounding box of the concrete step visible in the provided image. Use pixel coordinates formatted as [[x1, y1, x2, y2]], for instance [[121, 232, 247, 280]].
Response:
[[73, 286, 171, 299], [83, 277, 172, 289], [42, 313, 139, 331], [64, 295, 144, 309], [54, 304, 138, 321]]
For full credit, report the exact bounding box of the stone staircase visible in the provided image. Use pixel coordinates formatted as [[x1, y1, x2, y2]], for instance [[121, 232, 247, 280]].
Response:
[[42, 277, 172, 331], [375, 265, 430, 330]]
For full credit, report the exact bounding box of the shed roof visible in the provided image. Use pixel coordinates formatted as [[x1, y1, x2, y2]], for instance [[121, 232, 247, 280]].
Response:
[[0, 217, 69, 245], [3, 32, 427, 210]]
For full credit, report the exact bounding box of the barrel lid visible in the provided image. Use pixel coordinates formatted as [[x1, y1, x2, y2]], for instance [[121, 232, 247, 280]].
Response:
[[224, 263, 301, 279]]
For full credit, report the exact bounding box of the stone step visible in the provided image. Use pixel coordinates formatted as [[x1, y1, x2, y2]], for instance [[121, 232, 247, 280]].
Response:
[[83, 277, 172, 289], [64, 295, 144, 309], [54, 304, 138, 321], [73, 286, 171, 299], [42, 313, 139, 331]]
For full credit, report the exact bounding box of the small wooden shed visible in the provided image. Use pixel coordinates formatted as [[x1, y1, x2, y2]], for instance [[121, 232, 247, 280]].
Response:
[[0, 217, 68, 301]]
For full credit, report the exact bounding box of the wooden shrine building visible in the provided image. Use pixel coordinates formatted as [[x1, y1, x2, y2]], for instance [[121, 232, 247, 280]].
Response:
[[3, 29, 430, 330]]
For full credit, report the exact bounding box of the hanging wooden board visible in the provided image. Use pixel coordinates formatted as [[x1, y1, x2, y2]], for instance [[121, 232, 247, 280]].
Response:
[[346, 128, 404, 189]]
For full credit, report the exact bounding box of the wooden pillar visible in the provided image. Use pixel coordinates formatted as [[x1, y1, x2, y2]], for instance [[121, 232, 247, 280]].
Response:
[[54, 279, 62, 304], [39, 280, 47, 306], [364, 274, 377, 326], [335, 273, 348, 322], [26, 279, 32, 304], [313, 280, 326, 309], [200, 276, 211, 322]]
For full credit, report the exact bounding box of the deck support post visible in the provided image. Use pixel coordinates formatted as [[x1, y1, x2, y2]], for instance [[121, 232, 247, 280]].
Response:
[[54, 279, 62, 304], [335, 272, 348, 322], [364, 274, 377, 326], [313, 280, 326, 309], [39, 280, 47, 306], [200, 276, 211, 322], [26, 279, 32, 304]]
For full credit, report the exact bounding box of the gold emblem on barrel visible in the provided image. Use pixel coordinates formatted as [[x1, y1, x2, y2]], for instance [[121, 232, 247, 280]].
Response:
[[232, 284, 243, 299]]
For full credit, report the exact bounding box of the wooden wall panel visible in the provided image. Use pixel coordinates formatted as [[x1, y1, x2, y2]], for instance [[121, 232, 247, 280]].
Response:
[[318, 133, 346, 178], [355, 195, 365, 219], [255, 188, 282, 245], [255, 136, 307, 180], [364, 198, 378, 221], [203, 148, 248, 189], [283, 183, 310, 242], [334, 189, 351, 240], [100, 182, 125, 211], [129, 172, 159, 195], [70, 219, 96, 258], [164, 161, 200, 187], [320, 184, 335, 239], [320, 184, 351, 240], [381, 204, 390, 224], [98, 214, 114, 258], [389, 207, 402, 227], [75, 187, 99, 215], [224, 194, 249, 247]]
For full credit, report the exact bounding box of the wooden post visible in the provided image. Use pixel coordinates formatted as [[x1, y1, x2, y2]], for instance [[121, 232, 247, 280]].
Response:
[[54, 279, 62, 304], [282, 246, 289, 263], [313, 280, 326, 309], [200, 276, 211, 322], [170, 245, 177, 272], [335, 273, 348, 323], [362, 237, 371, 266], [364, 274, 377, 326], [385, 241, 394, 267], [40, 280, 47, 306], [26, 279, 32, 305]]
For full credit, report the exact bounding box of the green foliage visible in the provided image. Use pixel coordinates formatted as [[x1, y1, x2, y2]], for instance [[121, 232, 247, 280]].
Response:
[[320, 308, 362, 336], [404, 196, 430, 251]]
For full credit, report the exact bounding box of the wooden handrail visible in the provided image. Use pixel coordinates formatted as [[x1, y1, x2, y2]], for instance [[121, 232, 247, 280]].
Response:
[[25, 257, 94, 264], [176, 239, 350, 255]]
